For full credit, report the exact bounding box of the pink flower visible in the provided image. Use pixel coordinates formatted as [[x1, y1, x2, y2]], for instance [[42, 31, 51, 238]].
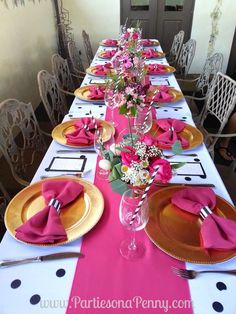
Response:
[[139, 134, 157, 146], [149, 159, 172, 183], [132, 32, 139, 40], [121, 146, 140, 166], [123, 31, 129, 39]]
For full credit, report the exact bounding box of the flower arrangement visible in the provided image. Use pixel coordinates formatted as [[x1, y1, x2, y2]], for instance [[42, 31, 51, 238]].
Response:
[[100, 134, 183, 194], [119, 24, 142, 52]]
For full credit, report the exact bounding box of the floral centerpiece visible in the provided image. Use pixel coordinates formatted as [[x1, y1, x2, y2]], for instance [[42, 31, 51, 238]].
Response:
[[101, 134, 184, 194]]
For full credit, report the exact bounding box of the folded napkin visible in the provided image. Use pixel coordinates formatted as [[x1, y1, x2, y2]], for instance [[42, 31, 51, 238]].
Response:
[[148, 64, 167, 75], [145, 85, 174, 103], [15, 180, 84, 244], [94, 63, 113, 75], [141, 39, 154, 46], [102, 49, 117, 59], [172, 187, 236, 250], [156, 118, 189, 148], [142, 49, 160, 59], [65, 117, 100, 145], [103, 39, 118, 46], [87, 85, 105, 100]]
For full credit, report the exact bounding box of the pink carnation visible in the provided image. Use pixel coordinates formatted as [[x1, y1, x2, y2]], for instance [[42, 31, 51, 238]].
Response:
[[121, 146, 140, 166], [150, 159, 172, 183]]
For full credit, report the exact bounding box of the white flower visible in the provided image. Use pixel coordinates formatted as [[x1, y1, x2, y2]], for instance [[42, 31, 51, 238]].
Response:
[[109, 143, 121, 156], [99, 159, 111, 170]]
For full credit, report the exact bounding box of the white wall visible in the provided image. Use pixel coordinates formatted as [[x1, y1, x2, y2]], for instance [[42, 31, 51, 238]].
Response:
[[64, 0, 120, 64], [0, 1, 57, 107], [190, 0, 236, 73]]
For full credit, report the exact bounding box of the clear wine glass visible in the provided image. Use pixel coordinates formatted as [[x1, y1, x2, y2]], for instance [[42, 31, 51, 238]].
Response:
[[134, 106, 152, 135], [94, 127, 114, 180], [104, 87, 119, 127], [119, 189, 149, 260]]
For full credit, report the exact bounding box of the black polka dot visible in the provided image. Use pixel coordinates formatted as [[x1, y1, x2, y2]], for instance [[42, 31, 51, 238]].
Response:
[[185, 177, 192, 181], [30, 294, 41, 305], [194, 158, 200, 162], [78, 106, 82, 109], [212, 301, 224, 312], [216, 282, 227, 291], [174, 109, 179, 111], [56, 268, 66, 277], [164, 109, 168, 112], [182, 117, 187, 119], [11, 279, 21, 289]]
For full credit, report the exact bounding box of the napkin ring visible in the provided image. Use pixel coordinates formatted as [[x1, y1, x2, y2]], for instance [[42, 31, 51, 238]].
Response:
[[169, 127, 175, 132], [200, 206, 212, 220], [49, 198, 61, 214], [83, 124, 89, 131]]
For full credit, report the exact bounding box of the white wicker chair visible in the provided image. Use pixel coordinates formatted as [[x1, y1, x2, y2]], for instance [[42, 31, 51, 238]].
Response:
[[0, 99, 47, 186], [82, 30, 94, 64], [175, 39, 196, 78], [68, 40, 86, 77], [51, 53, 75, 96], [179, 53, 223, 117], [196, 72, 236, 160], [166, 30, 185, 66], [37, 70, 68, 127]]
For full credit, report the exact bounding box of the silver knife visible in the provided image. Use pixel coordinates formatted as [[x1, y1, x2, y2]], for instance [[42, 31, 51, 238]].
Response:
[[0, 252, 84, 268], [155, 182, 215, 188], [56, 149, 96, 153]]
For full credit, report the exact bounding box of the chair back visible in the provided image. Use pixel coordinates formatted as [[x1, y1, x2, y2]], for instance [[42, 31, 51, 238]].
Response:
[[37, 70, 68, 127], [168, 30, 185, 65], [0, 99, 47, 186], [68, 40, 85, 75], [199, 72, 236, 152], [176, 38, 196, 77], [196, 53, 223, 96], [82, 30, 94, 64], [51, 53, 75, 92], [0, 181, 10, 222]]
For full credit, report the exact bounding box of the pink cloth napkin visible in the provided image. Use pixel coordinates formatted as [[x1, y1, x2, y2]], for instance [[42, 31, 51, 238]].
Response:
[[142, 48, 160, 59], [87, 85, 105, 100], [94, 63, 113, 75], [103, 39, 118, 46], [102, 49, 117, 58], [141, 39, 154, 46], [148, 64, 167, 74], [15, 180, 84, 244], [172, 187, 236, 250], [65, 117, 100, 146], [146, 85, 174, 103], [156, 118, 189, 148]]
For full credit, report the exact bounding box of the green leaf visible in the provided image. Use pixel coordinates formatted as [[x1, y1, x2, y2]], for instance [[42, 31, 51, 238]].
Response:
[[110, 179, 129, 195], [119, 104, 128, 115], [111, 157, 121, 168], [130, 106, 136, 117], [171, 162, 186, 169], [171, 140, 183, 155]]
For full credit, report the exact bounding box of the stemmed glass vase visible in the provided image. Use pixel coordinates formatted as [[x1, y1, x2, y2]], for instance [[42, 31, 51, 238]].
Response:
[[94, 127, 114, 180], [119, 189, 149, 260], [134, 106, 152, 135], [104, 87, 119, 128]]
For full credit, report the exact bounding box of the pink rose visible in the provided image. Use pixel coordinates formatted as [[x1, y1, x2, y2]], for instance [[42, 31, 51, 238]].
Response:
[[139, 134, 157, 146], [132, 32, 139, 40], [150, 159, 172, 183], [121, 146, 140, 166]]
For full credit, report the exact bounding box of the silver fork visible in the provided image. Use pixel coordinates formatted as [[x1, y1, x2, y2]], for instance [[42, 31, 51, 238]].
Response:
[[172, 267, 236, 279]]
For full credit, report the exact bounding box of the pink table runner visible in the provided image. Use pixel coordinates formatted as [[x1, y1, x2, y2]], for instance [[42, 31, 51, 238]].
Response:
[[67, 109, 193, 314]]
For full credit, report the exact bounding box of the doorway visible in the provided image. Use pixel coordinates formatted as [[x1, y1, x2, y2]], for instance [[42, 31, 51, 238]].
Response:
[[120, 0, 195, 52]]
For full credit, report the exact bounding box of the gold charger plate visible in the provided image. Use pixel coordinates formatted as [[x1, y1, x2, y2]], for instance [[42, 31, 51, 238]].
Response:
[[52, 119, 115, 148], [100, 39, 118, 47], [143, 51, 166, 59], [74, 84, 105, 102], [147, 65, 176, 75], [142, 39, 160, 46], [86, 66, 115, 77], [4, 177, 104, 247], [145, 186, 236, 264], [149, 121, 203, 151], [147, 86, 184, 104], [97, 50, 117, 59]]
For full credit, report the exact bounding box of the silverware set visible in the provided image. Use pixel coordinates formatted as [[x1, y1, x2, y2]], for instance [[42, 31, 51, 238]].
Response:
[[172, 267, 236, 279]]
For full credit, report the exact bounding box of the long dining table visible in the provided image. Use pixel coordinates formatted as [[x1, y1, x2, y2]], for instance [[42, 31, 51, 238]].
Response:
[[0, 40, 236, 314]]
